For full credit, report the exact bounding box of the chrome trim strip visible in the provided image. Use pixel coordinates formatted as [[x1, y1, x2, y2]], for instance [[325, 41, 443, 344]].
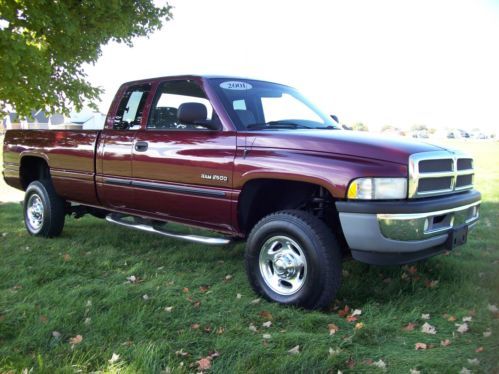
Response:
[[104, 177, 226, 198], [377, 200, 480, 221], [106, 214, 231, 245]]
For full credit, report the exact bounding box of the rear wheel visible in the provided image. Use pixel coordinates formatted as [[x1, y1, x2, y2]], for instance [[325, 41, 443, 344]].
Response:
[[24, 180, 65, 237], [245, 210, 342, 309]]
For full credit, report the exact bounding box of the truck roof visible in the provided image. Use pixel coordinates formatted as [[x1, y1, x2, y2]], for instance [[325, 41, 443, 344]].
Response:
[[120, 74, 288, 88]]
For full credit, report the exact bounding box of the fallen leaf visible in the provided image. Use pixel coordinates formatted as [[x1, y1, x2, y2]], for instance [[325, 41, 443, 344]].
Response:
[[259, 310, 273, 320], [421, 322, 437, 334], [483, 329, 492, 337], [351, 309, 362, 317], [249, 323, 258, 332], [192, 300, 201, 308], [216, 326, 225, 335], [288, 345, 300, 355], [182, 287, 189, 293], [142, 294, 149, 300], [126, 275, 137, 283], [39, 315, 48, 324], [338, 305, 350, 318], [462, 316, 472, 322], [355, 322, 364, 330], [84, 317, 91, 325], [236, 293, 242, 299], [262, 333, 271, 339], [346, 314, 358, 323], [329, 347, 341, 356], [203, 325, 212, 333], [373, 359, 386, 370], [164, 306, 173, 312], [197, 357, 212, 371], [475, 346, 484, 353], [415, 342, 427, 350], [424, 279, 439, 288], [456, 323, 469, 334], [69, 335, 83, 347], [440, 339, 451, 347], [421, 313, 430, 320], [225, 274, 233, 281], [262, 321, 272, 328], [52, 331, 61, 338], [63, 253, 71, 262], [199, 285, 209, 293], [467, 358, 479, 365], [346, 357, 356, 369], [250, 298, 261, 304], [447, 315, 457, 322], [487, 304, 498, 313], [403, 322, 417, 331], [175, 349, 189, 357], [407, 265, 418, 274], [328, 323, 340, 335], [108, 353, 120, 364], [460, 368, 471, 374], [191, 323, 200, 330]]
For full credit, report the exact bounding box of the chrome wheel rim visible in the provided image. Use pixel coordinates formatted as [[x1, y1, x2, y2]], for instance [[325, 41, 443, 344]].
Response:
[[258, 235, 308, 296], [27, 194, 44, 231]]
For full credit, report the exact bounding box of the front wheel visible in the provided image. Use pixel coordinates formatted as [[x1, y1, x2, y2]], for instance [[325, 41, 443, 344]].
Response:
[[245, 210, 342, 310], [24, 180, 65, 237]]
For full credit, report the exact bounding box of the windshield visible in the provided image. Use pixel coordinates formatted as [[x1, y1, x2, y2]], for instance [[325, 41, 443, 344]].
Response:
[[208, 78, 340, 131]]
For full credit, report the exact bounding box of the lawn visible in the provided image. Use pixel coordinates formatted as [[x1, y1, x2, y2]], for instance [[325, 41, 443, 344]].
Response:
[[0, 138, 498, 373]]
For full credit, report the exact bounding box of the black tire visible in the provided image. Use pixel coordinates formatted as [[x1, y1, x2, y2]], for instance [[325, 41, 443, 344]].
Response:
[[245, 210, 342, 310], [24, 179, 65, 237]]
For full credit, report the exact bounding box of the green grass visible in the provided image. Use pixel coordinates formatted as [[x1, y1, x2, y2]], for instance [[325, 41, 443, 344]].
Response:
[[1, 140, 498, 373]]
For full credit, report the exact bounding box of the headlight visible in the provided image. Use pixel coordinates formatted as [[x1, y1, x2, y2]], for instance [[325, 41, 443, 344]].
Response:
[[347, 178, 407, 200]]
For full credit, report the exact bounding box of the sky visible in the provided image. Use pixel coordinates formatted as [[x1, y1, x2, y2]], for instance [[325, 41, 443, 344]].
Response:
[[85, 0, 499, 133]]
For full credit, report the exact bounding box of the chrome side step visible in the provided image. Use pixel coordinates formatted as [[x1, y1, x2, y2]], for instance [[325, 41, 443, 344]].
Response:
[[105, 213, 231, 245]]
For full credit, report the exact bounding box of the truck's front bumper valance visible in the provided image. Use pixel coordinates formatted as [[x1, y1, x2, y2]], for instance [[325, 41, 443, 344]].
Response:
[[335, 190, 481, 265]]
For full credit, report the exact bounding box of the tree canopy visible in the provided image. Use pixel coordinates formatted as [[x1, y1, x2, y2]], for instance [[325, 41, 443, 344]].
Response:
[[352, 122, 369, 132], [0, 0, 172, 116]]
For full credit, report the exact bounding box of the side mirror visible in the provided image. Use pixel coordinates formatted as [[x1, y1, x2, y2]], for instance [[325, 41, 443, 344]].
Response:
[[177, 102, 220, 130]]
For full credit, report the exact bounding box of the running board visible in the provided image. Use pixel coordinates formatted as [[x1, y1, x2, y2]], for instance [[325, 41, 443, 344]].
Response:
[[105, 213, 231, 245]]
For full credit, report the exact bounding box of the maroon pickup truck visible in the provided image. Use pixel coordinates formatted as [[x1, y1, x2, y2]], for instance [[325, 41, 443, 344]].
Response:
[[2, 75, 481, 309]]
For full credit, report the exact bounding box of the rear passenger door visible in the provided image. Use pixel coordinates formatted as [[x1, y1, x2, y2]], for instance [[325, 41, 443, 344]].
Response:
[[131, 79, 236, 232]]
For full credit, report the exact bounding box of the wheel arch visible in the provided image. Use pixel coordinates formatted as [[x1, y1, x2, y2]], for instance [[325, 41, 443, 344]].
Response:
[[19, 155, 51, 190], [237, 177, 338, 235]]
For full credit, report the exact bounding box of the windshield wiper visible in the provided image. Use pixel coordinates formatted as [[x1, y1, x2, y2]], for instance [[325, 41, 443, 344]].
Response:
[[246, 121, 312, 130]]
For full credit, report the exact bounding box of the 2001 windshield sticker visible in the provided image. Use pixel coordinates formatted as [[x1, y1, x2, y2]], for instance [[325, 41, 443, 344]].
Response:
[[220, 81, 252, 90]]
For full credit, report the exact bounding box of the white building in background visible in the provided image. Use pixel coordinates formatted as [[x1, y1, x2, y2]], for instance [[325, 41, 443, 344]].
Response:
[[2, 110, 106, 130]]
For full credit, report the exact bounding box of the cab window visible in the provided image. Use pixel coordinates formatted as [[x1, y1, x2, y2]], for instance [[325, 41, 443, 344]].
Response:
[[148, 80, 219, 130], [114, 84, 151, 130]]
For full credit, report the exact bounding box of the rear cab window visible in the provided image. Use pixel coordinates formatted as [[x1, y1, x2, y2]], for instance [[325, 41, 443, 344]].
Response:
[[147, 80, 220, 130]]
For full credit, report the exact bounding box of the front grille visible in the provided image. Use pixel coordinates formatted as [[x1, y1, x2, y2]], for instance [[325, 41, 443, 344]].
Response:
[[408, 151, 474, 198]]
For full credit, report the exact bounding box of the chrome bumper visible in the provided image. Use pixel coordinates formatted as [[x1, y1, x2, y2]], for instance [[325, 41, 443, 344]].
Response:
[[336, 191, 481, 258], [377, 201, 480, 241]]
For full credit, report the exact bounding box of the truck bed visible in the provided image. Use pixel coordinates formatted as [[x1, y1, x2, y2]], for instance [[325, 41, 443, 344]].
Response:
[[3, 130, 101, 205]]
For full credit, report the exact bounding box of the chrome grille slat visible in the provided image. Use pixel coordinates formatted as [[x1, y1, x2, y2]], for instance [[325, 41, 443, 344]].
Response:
[[408, 151, 474, 198]]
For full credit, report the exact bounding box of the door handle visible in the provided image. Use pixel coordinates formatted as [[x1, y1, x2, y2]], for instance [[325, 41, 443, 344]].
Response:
[[134, 141, 148, 152]]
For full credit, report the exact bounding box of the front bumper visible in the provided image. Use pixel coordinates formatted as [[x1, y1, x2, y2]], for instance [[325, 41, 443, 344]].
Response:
[[335, 190, 481, 265]]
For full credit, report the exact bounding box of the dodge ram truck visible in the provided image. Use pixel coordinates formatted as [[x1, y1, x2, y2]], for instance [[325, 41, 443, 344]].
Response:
[[2, 75, 481, 309]]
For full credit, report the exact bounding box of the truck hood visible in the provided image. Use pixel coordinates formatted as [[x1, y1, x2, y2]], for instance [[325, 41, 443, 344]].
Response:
[[246, 130, 445, 165]]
